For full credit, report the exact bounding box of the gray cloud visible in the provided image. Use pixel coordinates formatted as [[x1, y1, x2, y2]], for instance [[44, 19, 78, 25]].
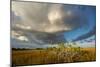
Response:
[[12, 1, 86, 33], [11, 26, 66, 45], [11, 1, 89, 48]]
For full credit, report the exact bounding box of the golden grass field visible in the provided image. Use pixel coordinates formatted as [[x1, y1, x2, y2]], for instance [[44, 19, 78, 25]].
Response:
[[12, 47, 96, 66]]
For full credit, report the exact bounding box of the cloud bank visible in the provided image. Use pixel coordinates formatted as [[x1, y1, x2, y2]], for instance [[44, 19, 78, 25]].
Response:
[[11, 1, 95, 48], [12, 1, 86, 33]]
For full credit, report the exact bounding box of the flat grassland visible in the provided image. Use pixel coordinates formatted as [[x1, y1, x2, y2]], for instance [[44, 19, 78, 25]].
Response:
[[12, 47, 96, 66]]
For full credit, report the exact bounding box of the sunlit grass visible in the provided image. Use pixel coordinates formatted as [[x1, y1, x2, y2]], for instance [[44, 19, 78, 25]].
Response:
[[12, 43, 96, 66]]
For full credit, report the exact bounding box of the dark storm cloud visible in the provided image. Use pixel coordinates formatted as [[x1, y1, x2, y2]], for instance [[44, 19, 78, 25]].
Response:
[[11, 1, 92, 48], [12, 1, 88, 33], [12, 26, 66, 45]]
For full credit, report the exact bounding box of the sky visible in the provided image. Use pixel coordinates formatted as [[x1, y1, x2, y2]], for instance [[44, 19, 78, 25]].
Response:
[[11, 1, 96, 48]]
